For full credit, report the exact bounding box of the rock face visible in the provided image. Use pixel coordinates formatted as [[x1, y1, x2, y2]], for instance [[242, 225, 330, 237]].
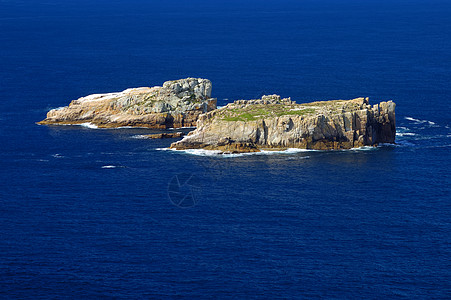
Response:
[[170, 95, 396, 152], [38, 78, 217, 128]]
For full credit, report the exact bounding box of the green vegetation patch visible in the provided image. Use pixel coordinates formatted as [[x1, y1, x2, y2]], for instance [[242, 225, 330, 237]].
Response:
[[223, 113, 257, 122], [220, 104, 317, 122]]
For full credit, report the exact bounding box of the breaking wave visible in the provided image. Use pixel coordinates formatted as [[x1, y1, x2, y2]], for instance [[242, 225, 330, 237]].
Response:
[[131, 135, 150, 139], [156, 147, 374, 158], [50, 122, 100, 129], [396, 132, 417, 136], [80, 122, 99, 129], [405, 116, 436, 125], [348, 146, 379, 151]]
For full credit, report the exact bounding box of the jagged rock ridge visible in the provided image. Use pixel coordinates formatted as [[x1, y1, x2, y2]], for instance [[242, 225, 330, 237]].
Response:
[[170, 95, 396, 152], [38, 78, 217, 128]]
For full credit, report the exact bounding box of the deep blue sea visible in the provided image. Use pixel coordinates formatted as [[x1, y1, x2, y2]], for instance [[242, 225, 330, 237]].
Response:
[[1, 0, 450, 298]]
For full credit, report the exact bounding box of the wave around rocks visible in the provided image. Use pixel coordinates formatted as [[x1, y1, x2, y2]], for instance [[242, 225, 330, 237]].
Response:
[[156, 146, 384, 157], [80, 122, 99, 129]]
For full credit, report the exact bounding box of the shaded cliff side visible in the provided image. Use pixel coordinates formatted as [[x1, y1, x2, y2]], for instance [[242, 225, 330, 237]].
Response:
[[170, 95, 396, 152], [38, 78, 217, 128]]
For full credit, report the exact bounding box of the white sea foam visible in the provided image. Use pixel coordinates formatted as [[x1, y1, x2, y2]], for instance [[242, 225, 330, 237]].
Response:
[[131, 134, 150, 139], [104, 125, 153, 129], [405, 116, 424, 123], [260, 148, 315, 154], [49, 122, 141, 129], [396, 132, 417, 136], [395, 126, 417, 136], [182, 149, 226, 156], [404, 116, 437, 126], [116, 126, 137, 129], [157, 147, 226, 156], [101, 165, 117, 169], [51, 122, 101, 129], [285, 156, 310, 160], [80, 122, 99, 129], [158, 147, 318, 157], [348, 146, 378, 151], [158, 141, 407, 157]]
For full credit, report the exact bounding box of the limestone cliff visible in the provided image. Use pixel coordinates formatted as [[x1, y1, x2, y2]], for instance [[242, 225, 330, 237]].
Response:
[[170, 95, 396, 152], [38, 78, 217, 128]]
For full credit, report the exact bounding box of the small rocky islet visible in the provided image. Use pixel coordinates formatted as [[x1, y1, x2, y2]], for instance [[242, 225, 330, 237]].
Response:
[[38, 78, 217, 129], [39, 78, 396, 153]]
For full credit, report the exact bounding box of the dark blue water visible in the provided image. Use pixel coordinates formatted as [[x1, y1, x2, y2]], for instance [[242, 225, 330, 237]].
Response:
[[1, 0, 450, 298]]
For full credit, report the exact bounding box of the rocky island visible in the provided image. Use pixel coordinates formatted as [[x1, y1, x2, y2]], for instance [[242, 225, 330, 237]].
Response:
[[170, 95, 396, 153], [38, 78, 217, 128], [39, 78, 396, 152]]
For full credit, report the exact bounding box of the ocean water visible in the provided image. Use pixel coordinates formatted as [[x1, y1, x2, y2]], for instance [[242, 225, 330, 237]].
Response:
[[1, 0, 450, 298]]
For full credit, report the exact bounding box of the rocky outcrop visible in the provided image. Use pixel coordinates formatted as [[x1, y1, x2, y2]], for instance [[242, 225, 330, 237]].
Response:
[[170, 95, 396, 153], [38, 78, 217, 128], [142, 132, 184, 139]]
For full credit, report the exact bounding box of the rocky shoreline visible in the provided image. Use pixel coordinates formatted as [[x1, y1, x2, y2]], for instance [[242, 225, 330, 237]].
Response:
[[38, 78, 217, 129], [170, 95, 396, 153]]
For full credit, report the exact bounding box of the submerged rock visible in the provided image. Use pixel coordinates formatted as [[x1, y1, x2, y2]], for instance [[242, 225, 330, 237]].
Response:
[[38, 78, 217, 128], [170, 95, 396, 153]]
